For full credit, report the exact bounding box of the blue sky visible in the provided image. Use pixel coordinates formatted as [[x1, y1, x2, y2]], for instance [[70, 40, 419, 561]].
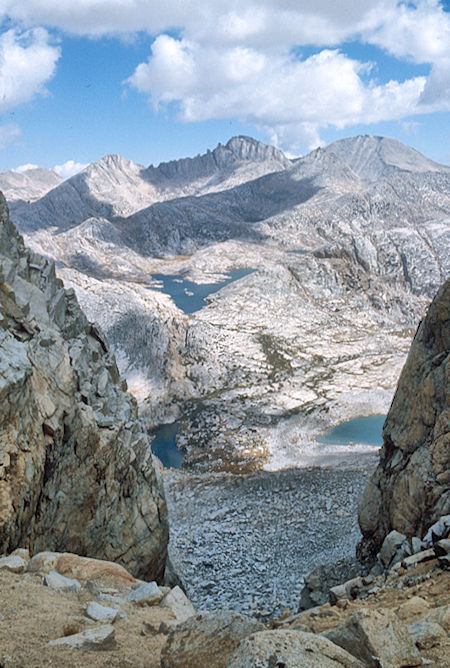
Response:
[[1, 1, 450, 177]]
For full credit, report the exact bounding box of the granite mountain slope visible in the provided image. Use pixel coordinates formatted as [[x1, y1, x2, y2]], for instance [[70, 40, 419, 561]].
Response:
[[9, 136, 291, 233], [4, 135, 450, 470], [0, 195, 168, 578], [323, 134, 450, 181], [0, 167, 62, 203]]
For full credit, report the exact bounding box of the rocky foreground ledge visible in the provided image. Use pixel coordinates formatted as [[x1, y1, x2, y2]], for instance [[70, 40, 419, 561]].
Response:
[[0, 535, 448, 667]]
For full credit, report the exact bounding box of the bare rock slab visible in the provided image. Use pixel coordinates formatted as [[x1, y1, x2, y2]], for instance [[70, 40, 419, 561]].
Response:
[[407, 621, 447, 649], [85, 601, 119, 623], [126, 581, 163, 606], [226, 630, 365, 668], [160, 610, 264, 668], [379, 530, 411, 569], [0, 555, 27, 574], [28, 552, 136, 588], [396, 596, 431, 621], [160, 585, 196, 622], [324, 607, 421, 668], [422, 604, 450, 632], [43, 571, 81, 593], [48, 624, 116, 651]]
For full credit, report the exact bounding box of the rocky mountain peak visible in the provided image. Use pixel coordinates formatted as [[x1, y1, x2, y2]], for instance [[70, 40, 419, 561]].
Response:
[[145, 136, 291, 183], [89, 153, 142, 171], [223, 135, 291, 166], [325, 134, 450, 181]]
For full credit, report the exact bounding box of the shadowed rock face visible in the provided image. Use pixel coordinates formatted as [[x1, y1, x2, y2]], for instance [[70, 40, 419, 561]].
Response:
[[358, 280, 450, 562], [0, 194, 168, 580]]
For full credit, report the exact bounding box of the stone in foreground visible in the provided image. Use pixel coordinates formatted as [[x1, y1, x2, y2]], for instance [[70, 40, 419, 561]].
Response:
[[28, 552, 136, 588], [324, 607, 421, 668], [43, 571, 81, 593], [378, 530, 411, 569], [160, 610, 264, 668], [126, 581, 164, 606], [48, 624, 116, 651], [407, 621, 447, 650], [422, 604, 450, 632], [226, 630, 364, 668], [85, 601, 119, 623], [160, 585, 196, 622], [0, 555, 27, 574]]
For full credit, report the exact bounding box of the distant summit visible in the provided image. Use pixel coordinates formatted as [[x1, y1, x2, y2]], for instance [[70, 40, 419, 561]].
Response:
[[325, 135, 450, 181], [8, 136, 293, 231], [144, 135, 291, 183], [0, 167, 62, 202]]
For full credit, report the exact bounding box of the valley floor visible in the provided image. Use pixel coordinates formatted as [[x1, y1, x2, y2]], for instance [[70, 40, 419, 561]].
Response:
[[164, 463, 376, 618]]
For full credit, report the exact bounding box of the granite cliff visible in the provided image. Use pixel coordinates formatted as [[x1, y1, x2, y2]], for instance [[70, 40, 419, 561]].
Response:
[[358, 279, 450, 561], [0, 194, 168, 580]]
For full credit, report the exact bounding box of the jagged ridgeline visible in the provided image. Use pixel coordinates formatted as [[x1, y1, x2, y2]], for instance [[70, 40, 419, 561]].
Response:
[[0, 194, 168, 580], [2, 135, 450, 471]]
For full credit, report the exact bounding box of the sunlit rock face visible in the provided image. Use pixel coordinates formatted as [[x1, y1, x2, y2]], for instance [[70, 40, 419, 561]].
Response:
[[358, 279, 450, 562], [0, 194, 168, 580], [4, 135, 450, 470]]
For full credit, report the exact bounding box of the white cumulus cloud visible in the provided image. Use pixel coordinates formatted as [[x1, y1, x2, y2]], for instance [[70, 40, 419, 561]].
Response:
[[126, 37, 427, 151], [0, 27, 60, 113], [53, 160, 88, 179], [1, 1, 450, 150], [13, 163, 39, 172]]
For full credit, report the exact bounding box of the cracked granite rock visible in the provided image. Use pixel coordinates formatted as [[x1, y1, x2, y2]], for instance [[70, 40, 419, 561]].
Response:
[[358, 279, 450, 562], [0, 194, 168, 580]]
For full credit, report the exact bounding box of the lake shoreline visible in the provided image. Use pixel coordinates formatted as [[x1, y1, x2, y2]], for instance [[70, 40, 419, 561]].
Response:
[[151, 414, 386, 471]]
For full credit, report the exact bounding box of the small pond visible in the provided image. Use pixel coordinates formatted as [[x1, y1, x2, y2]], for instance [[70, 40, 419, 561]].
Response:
[[318, 415, 386, 446], [150, 421, 183, 469], [151, 268, 254, 314]]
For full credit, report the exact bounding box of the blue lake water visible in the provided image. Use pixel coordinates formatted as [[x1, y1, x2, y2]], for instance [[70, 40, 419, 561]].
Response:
[[318, 415, 386, 446], [151, 416, 386, 470], [151, 268, 253, 314], [150, 421, 183, 468]]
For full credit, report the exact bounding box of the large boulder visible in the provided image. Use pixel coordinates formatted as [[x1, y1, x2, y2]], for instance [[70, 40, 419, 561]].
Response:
[[324, 608, 421, 668], [226, 630, 364, 668], [160, 610, 264, 668], [0, 194, 168, 580], [358, 280, 450, 562], [298, 556, 364, 611]]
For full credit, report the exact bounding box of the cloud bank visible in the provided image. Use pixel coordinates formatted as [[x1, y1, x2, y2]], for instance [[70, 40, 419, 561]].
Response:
[[1, 1, 449, 150]]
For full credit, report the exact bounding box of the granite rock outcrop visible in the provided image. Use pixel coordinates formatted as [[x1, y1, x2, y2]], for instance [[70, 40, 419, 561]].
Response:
[[0, 194, 168, 579], [358, 279, 450, 562]]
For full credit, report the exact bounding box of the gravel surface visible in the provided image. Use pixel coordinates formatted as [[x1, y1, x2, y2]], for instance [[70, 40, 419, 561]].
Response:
[[163, 461, 375, 620]]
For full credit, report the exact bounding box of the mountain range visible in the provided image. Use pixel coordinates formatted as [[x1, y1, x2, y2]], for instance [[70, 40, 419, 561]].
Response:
[[3, 135, 450, 471]]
